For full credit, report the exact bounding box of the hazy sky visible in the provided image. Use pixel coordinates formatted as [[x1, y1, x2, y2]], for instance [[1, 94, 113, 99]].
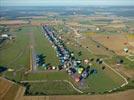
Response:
[[1, 0, 134, 6]]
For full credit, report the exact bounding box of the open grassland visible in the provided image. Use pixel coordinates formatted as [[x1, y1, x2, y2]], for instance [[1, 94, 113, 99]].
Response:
[[32, 26, 60, 67], [26, 81, 80, 95], [0, 20, 28, 25], [31, 18, 49, 23], [21, 69, 125, 94], [22, 71, 70, 81], [91, 34, 134, 56], [21, 72, 80, 95], [0, 25, 31, 81], [0, 25, 60, 81], [106, 56, 134, 69], [66, 42, 125, 93], [0, 26, 30, 69]]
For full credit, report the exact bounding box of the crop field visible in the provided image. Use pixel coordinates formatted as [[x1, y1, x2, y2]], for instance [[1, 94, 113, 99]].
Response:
[[91, 34, 134, 56], [0, 77, 19, 100]]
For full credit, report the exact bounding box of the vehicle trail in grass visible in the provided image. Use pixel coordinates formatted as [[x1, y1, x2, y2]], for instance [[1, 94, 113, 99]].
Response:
[[20, 80, 83, 93], [28, 30, 37, 72], [5, 46, 28, 67]]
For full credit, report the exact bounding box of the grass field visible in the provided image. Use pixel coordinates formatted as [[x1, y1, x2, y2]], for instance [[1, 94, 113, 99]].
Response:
[[0, 25, 60, 81], [25, 81, 80, 95], [65, 42, 125, 93], [0, 24, 130, 95], [0, 26, 30, 69], [22, 71, 70, 81], [0, 26, 31, 81], [32, 26, 60, 67], [22, 72, 81, 95], [106, 56, 134, 69], [20, 24, 126, 94]]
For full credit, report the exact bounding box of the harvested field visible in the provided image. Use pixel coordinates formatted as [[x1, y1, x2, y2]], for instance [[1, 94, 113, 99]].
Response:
[[3, 84, 19, 100], [79, 36, 114, 56], [0, 20, 28, 25], [91, 34, 134, 56], [0, 78, 12, 98], [0, 77, 20, 100]]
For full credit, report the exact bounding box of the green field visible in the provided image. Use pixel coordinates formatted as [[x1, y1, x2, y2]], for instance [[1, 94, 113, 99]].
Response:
[[26, 81, 80, 95], [22, 71, 70, 81], [0, 26, 30, 69], [33, 26, 60, 67], [0, 24, 129, 95], [106, 56, 134, 69], [63, 37, 125, 93], [127, 55, 134, 60], [0, 25, 60, 81], [79, 19, 112, 25]]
